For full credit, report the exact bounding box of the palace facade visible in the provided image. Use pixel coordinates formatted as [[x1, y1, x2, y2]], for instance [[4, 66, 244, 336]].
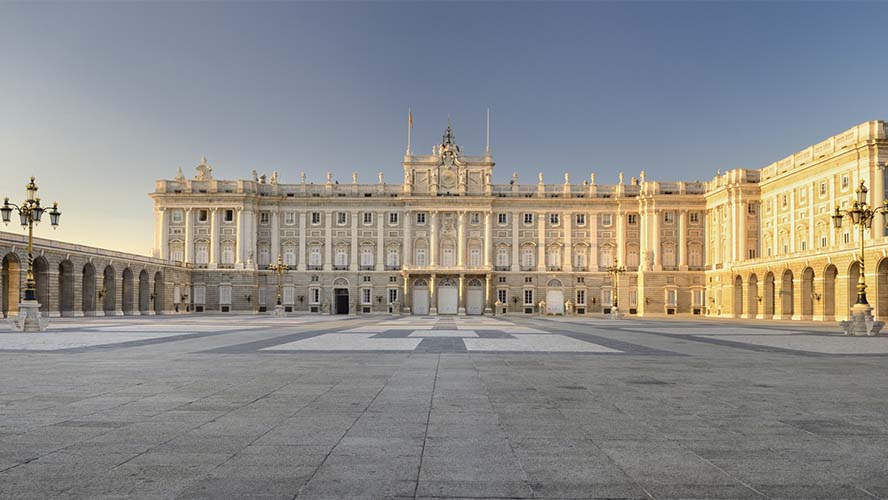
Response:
[[4, 119, 886, 321]]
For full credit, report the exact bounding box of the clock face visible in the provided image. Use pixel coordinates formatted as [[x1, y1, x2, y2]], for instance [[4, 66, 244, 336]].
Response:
[[441, 168, 457, 189]]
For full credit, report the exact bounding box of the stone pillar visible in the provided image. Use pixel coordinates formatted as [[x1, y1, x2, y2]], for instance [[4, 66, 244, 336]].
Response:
[[484, 274, 492, 314], [563, 212, 572, 271], [457, 211, 466, 267], [72, 269, 84, 317], [738, 200, 747, 262], [639, 204, 648, 269], [403, 210, 412, 268], [773, 194, 779, 254], [298, 212, 306, 271], [430, 211, 438, 268], [789, 191, 796, 252], [875, 163, 887, 237], [458, 274, 466, 315], [323, 211, 332, 271], [235, 207, 244, 267], [271, 209, 280, 264], [537, 212, 546, 272], [679, 209, 688, 270], [376, 211, 385, 271], [429, 274, 437, 315], [652, 208, 661, 270], [209, 208, 220, 269], [484, 211, 492, 267], [590, 212, 599, 271], [157, 208, 169, 261], [511, 211, 520, 272], [350, 210, 358, 271], [184, 208, 193, 264]]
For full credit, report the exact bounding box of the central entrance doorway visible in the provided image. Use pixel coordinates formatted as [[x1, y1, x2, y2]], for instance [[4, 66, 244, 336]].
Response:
[[546, 279, 565, 315], [437, 278, 458, 315], [334, 288, 349, 314]]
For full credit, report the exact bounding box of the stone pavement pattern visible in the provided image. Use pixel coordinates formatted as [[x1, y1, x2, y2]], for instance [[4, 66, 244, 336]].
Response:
[[1, 314, 887, 499]]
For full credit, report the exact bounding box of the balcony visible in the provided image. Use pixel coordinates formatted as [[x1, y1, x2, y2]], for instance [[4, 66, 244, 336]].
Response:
[[573, 266, 587, 272], [359, 265, 374, 271], [547, 266, 562, 272], [494, 266, 510, 272], [385, 265, 401, 271], [520, 265, 534, 272], [333, 265, 349, 271], [307, 265, 323, 271]]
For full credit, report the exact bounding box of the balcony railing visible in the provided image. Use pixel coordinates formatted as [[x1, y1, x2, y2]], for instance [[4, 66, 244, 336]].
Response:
[[573, 266, 587, 272], [359, 265, 375, 271], [385, 265, 401, 271], [494, 266, 510, 271], [307, 265, 323, 271], [520, 265, 534, 272], [333, 265, 349, 271], [547, 266, 562, 272]]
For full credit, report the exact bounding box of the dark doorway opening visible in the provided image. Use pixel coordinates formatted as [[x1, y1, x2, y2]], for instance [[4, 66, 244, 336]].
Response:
[[334, 288, 349, 315]]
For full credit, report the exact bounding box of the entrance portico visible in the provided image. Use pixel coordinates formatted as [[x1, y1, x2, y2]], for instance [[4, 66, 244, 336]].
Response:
[[403, 272, 491, 316]]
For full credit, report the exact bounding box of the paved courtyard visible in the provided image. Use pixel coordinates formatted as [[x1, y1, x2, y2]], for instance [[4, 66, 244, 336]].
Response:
[[1, 314, 887, 500]]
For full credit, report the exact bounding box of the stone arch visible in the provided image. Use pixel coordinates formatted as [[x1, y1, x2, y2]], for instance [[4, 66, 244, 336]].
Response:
[[546, 278, 563, 288], [138, 270, 150, 314], [824, 264, 838, 319], [801, 267, 814, 318], [153, 271, 164, 315], [33, 255, 50, 309], [781, 269, 794, 317], [849, 260, 861, 309], [102, 265, 116, 314], [733, 275, 743, 318], [467, 278, 483, 287], [82, 262, 96, 315], [878, 258, 888, 319], [413, 278, 428, 288], [122, 267, 135, 315], [58, 260, 75, 316], [763, 271, 775, 317], [747, 273, 758, 318], [1, 252, 21, 318], [332, 277, 349, 288]]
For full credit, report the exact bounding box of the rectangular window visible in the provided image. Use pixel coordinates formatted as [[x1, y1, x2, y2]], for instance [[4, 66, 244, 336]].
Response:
[[601, 214, 613, 227], [497, 213, 507, 225], [198, 209, 209, 223], [389, 212, 399, 225], [666, 289, 677, 306], [497, 289, 507, 304], [523, 289, 534, 305], [523, 213, 534, 225], [362, 288, 371, 305], [748, 248, 756, 259], [820, 182, 827, 196], [416, 213, 426, 225], [337, 212, 347, 225], [259, 212, 269, 225], [782, 194, 787, 207], [284, 212, 295, 225], [363, 212, 373, 224], [470, 213, 481, 225], [224, 209, 234, 222], [664, 212, 674, 224], [171, 210, 184, 224], [388, 288, 398, 304], [689, 212, 699, 223], [311, 212, 321, 225], [576, 290, 586, 305], [627, 214, 637, 225], [575, 213, 586, 226], [549, 213, 560, 225], [747, 204, 756, 215], [842, 175, 850, 189], [310, 288, 320, 304]]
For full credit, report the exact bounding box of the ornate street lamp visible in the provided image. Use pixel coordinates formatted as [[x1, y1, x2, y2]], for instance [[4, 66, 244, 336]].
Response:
[[1, 177, 61, 332], [831, 179, 888, 336], [268, 254, 289, 316], [604, 257, 626, 319]]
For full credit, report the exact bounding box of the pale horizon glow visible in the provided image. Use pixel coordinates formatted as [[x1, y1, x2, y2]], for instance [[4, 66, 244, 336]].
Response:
[[2, 2, 888, 256]]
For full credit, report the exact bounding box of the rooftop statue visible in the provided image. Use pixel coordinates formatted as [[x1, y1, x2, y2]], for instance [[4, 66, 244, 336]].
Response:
[[194, 157, 213, 181]]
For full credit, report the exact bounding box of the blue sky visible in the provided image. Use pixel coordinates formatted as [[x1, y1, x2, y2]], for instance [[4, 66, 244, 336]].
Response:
[[2, 2, 887, 255]]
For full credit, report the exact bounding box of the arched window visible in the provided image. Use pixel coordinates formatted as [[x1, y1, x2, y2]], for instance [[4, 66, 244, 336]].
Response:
[[387, 248, 399, 267], [257, 246, 270, 267], [522, 247, 534, 267], [170, 241, 184, 263], [442, 246, 455, 267], [662, 243, 675, 267], [415, 248, 427, 266], [689, 244, 702, 268], [309, 246, 322, 266], [547, 247, 561, 268], [195, 242, 209, 265], [574, 248, 586, 269], [361, 246, 374, 266], [335, 247, 348, 266], [496, 247, 509, 267], [469, 248, 481, 267], [221, 242, 235, 265], [626, 245, 639, 267], [283, 246, 296, 266], [599, 245, 613, 268]]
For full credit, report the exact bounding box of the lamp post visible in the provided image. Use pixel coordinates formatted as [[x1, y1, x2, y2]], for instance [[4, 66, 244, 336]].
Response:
[[604, 257, 626, 319], [268, 254, 289, 317], [1, 177, 61, 332], [831, 179, 887, 336]]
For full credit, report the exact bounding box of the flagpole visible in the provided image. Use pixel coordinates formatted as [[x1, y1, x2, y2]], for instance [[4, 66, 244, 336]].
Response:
[[485, 108, 490, 155], [407, 108, 412, 155]]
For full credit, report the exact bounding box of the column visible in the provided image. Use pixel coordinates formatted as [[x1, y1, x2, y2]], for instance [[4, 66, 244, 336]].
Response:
[[789, 191, 796, 252], [829, 178, 837, 247], [875, 164, 886, 237], [772, 195, 779, 254], [808, 184, 815, 249], [679, 209, 688, 270], [210, 208, 220, 268], [158, 208, 169, 262], [350, 210, 358, 271], [738, 200, 747, 262], [235, 207, 244, 267], [297, 212, 306, 271], [458, 274, 466, 315], [376, 211, 385, 271], [247, 209, 257, 267], [483, 211, 492, 267], [270, 209, 280, 264], [590, 212, 599, 271], [429, 274, 437, 315], [639, 204, 648, 269], [652, 208, 661, 270], [563, 211, 572, 272], [184, 208, 193, 264], [403, 210, 412, 268], [537, 212, 546, 271], [324, 211, 332, 271], [457, 211, 466, 267], [511, 211, 520, 272], [430, 211, 438, 267], [484, 274, 492, 314]]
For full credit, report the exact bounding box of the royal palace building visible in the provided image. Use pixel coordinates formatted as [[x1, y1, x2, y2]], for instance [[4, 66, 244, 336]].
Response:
[[4, 119, 887, 321]]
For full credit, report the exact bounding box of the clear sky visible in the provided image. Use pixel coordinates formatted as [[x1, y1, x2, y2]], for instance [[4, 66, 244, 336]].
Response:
[[2, 2, 887, 256]]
